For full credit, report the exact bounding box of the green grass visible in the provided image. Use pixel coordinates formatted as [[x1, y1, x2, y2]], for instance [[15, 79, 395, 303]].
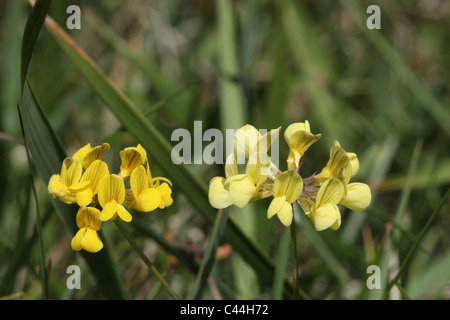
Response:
[[0, 0, 449, 300]]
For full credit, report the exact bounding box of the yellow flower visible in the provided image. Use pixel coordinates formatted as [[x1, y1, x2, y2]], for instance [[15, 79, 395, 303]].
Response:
[[145, 162, 174, 209], [208, 152, 271, 209], [284, 121, 321, 170], [234, 124, 280, 159], [98, 174, 132, 222], [339, 182, 371, 212], [118, 144, 147, 179], [71, 206, 103, 253], [68, 160, 109, 207], [72, 143, 110, 169], [316, 140, 358, 183], [129, 165, 162, 212], [306, 178, 345, 231], [48, 158, 82, 204], [267, 170, 303, 227]]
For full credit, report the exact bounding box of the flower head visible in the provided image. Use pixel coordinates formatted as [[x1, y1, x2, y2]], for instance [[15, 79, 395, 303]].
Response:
[[71, 206, 103, 253]]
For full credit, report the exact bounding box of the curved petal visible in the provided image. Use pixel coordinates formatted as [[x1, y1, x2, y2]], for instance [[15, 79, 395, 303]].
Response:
[[267, 196, 286, 219], [81, 229, 103, 253], [117, 204, 132, 222], [75, 206, 102, 230], [82, 143, 110, 169], [226, 174, 255, 208], [98, 174, 125, 207], [272, 170, 303, 203], [71, 228, 85, 251], [130, 165, 149, 198], [224, 153, 238, 180], [76, 188, 94, 207], [234, 124, 260, 159], [316, 178, 345, 207], [312, 203, 341, 231], [208, 177, 233, 209], [157, 183, 173, 209], [99, 201, 117, 221], [134, 188, 161, 212], [277, 201, 293, 227], [339, 183, 371, 212]]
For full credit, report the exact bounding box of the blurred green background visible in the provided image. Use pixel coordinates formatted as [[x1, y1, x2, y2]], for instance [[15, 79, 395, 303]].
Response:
[[0, 0, 449, 300]]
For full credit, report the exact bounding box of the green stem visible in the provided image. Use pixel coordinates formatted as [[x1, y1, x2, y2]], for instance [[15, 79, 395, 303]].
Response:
[[290, 219, 299, 299], [113, 219, 180, 300]]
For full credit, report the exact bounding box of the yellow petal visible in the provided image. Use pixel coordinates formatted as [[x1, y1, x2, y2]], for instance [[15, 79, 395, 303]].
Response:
[[75, 206, 102, 230], [60, 157, 73, 177], [62, 160, 82, 187], [117, 204, 132, 222], [76, 188, 95, 207], [157, 183, 173, 208], [224, 153, 238, 180], [339, 183, 371, 212], [277, 201, 293, 227], [98, 174, 125, 208], [267, 196, 286, 219], [80, 160, 109, 193], [225, 174, 256, 208], [48, 174, 66, 197], [208, 177, 233, 209], [99, 201, 117, 221], [119, 144, 147, 179], [133, 188, 161, 212], [71, 228, 85, 251], [318, 141, 349, 180], [82, 143, 110, 169], [316, 178, 345, 207], [72, 144, 92, 164], [257, 127, 281, 154], [272, 170, 303, 203], [312, 203, 341, 231], [347, 152, 359, 177], [284, 121, 310, 145], [234, 124, 261, 159], [246, 151, 271, 187], [81, 229, 103, 253], [130, 165, 149, 197]]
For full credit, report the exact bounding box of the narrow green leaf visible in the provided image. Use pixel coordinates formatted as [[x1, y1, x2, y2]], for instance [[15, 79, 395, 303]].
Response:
[[187, 209, 229, 299], [21, 0, 52, 91]]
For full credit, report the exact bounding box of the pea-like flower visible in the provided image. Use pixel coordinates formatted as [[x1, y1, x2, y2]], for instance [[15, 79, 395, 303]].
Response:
[[284, 121, 321, 170], [71, 206, 103, 253], [48, 142, 174, 253], [267, 170, 303, 227], [208, 122, 371, 232], [305, 178, 345, 231], [98, 174, 132, 222], [209, 152, 272, 209], [69, 160, 109, 207], [118, 144, 147, 179], [48, 158, 82, 204]]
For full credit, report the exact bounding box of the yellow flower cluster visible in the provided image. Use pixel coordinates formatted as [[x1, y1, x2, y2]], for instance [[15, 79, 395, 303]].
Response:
[[208, 122, 371, 231], [48, 143, 173, 253]]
